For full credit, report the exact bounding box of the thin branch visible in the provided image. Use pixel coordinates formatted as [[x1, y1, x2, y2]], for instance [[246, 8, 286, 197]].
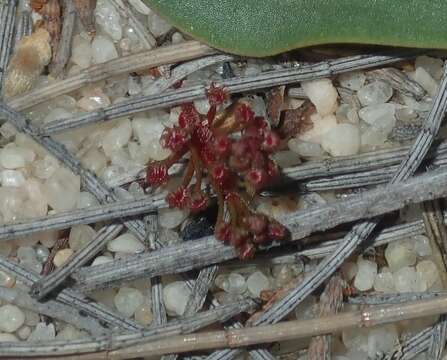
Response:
[[428, 315, 447, 360], [184, 266, 218, 316], [6, 41, 216, 110], [0, 299, 256, 357], [144, 54, 235, 95], [30, 224, 123, 299], [0, 286, 107, 335], [348, 291, 447, 305], [0, 193, 165, 241], [39, 50, 420, 135], [0, 0, 17, 93], [13, 9, 32, 46], [0, 255, 143, 332], [10, 294, 447, 359], [50, 0, 77, 78], [367, 67, 426, 100]]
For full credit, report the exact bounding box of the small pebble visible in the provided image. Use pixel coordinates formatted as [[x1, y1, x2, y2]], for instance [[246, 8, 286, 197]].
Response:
[[385, 240, 417, 271], [411, 67, 439, 97], [358, 103, 396, 135], [393, 266, 426, 293], [288, 138, 325, 158], [357, 81, 393, 106], [44, 167, 81, 211], [413, 235, 432, 257], [134, 300, 153, 326], [0, 333, 18, 342], [56, 324, 85, 340], [321, 123, 360, 156], [159, 207, 189, 229], [338, 71, 366, 91], [69, 225, 96, 251], [35, 246, 50, 263], [148, 11, 172, 37], [373, 270, 395, 293], [53, 249, 74, 268], [247, 271, 270, 298], [95, 0, 122, 40], [0, 271, 15, 288], [91, 256, 113, 266], [114, 287, 144, 317], [302, 78, 338, 116], [416, 260, 441, 289], [415, 55, 444, 81], [28, 322, 56, 341], [91, 35, 118, 64], [107, 233, 145, 254], [353, 258, 377, 291], [0, 305, 25, 333], [163, 281, 192, 316], [16, 325, 31, 340], [367, 324, 398, 358], [0, 170, 26, 187], [223, 273, 247, 295]]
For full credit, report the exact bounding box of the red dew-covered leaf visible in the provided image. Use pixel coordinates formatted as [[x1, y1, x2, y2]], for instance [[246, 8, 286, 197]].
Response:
[[206, 83, 229, 106], [262, 130, 281, 152], [245, 168, 268, 190], [178, 103, 201, 130], [228, 155, 251, 172], [246, 214, 268, 235], [213, 134, 231, 158], [239, 242, 256, 260], [146, 163, 169, 186], [166, 186, 190, 209], [161, 126, 189, 152], [268, 221, 287, 240], [215, 223, 232, 243], [210, 164, 231, 188], [236, 103, 255, 124], [189, 193, 209, 212]]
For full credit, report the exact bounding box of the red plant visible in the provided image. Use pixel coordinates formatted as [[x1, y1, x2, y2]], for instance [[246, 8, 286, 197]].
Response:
[[146, 84, 287, 258]]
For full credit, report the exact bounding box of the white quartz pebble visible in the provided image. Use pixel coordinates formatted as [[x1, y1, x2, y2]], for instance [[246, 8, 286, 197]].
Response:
[[373, 270, 395, 293], [163, 281, 192, 316], [321, 123, 360, 156], [0, 333, 18, 342], [416, 260, 441, 289], [223, 273, 247, 295], [358, 103, 396, 135], [69, 225, 97, 251], [53, 249, 74, 268], [415, 55, 444, 81], [129, 0, 151, 14], [44, 167, 80, 211], [91, 35, 118, 64], [101, 119, 133, 157], [148, 10, 172, 37], [298, 113, 338, 144], [0, 305, 25, 333], [411, 67, 439, 97], [288, 138, 325, 157], [393, 266, 426, 293], [16, 326, 31, 340], [76, 192, 100, 208], [107, 233, 145, 254], [302, 78, 338, 116], [56, 324, 86, 340], [354, 258, 377, 291], [0, 170, 25, 187], [28, 322, 55, 341], [0, 271, 15, 288], [91, 256, 113, 266], [247, 271, 270, 298], [0, 148, 26, 169], [114, 287, 144, 317], [71, 35, 92, 69], [95, 0, 122, 40], [357, 81, 393, 106], [367, 325, 398, 358], [413, 235, 432, 257], [385, 240, 417, 271], [338, 71, 366, 91], [134, 300, 153, 326], [159, 207, 189, 229]]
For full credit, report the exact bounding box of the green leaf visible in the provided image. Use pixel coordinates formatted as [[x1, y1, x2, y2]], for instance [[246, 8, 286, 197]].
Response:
[[145, 0, 447, 57]]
